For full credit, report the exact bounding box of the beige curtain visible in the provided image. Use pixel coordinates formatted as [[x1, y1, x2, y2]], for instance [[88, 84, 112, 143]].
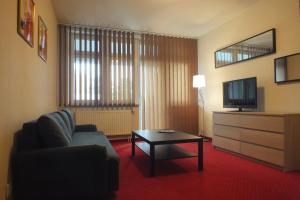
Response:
[[140, 34, 198, 134], [59, 25, 135, 108]]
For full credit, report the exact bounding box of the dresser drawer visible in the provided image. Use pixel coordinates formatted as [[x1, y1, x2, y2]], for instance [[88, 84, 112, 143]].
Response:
[[214, 136, 240, 153], [214, 125, 240, 140], [240, 142, 284, 166], [240, 115, 284, 133], [214, 113, 240, 127], [240, 129, 284, 150]]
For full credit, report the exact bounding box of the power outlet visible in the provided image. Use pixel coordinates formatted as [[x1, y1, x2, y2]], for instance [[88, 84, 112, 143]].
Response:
[[6, 183, 11, 200]]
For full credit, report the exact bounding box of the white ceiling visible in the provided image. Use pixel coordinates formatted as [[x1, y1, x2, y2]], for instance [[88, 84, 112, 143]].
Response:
[[51, 0, 259, 38]]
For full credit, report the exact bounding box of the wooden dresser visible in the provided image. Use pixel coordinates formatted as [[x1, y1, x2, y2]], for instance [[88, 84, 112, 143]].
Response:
[[213, 111, 300, 171]]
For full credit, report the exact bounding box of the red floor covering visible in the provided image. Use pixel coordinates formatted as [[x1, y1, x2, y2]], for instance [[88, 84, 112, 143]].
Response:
[[108, 141, 300, 200]]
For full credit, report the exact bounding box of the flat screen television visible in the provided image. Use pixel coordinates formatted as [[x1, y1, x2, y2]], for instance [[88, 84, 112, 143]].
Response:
[[223, 77, 257, 111]]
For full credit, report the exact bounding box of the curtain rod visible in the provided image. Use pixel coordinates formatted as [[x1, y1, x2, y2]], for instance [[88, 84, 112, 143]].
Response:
[[57, 23, 198, 40]]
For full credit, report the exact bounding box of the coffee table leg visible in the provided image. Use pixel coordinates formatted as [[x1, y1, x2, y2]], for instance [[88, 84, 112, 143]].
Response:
[[198, 140, 203, 171], [131, 132, 135, 157], [150, 144, 155, 176]]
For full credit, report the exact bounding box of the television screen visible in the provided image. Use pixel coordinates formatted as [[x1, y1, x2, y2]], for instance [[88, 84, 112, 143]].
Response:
[[223, 77, 257, 111]]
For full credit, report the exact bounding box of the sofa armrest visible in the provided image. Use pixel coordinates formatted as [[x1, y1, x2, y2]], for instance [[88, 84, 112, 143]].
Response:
[[13, 145, 108, 199], [75, 124, 97, 132]]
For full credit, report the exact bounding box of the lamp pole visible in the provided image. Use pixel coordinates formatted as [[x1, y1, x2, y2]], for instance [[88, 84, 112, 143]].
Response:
[[199, 89, 205, 136], [193, 74, 208, 141]]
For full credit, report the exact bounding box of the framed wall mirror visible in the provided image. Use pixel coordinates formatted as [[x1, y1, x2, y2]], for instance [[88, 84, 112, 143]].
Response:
[[274, 52, 300, 83], [215, 29, 276, 68]]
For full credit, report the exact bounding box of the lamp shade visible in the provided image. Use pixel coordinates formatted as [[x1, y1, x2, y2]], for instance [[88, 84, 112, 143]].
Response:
[[193, 75, 206, 88]]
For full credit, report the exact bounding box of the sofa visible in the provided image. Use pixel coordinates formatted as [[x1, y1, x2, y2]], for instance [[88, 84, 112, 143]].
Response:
[[12, 109, 119, 200]]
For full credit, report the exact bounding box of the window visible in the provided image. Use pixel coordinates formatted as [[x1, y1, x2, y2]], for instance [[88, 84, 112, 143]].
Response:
[[59, 26, 135, 107]]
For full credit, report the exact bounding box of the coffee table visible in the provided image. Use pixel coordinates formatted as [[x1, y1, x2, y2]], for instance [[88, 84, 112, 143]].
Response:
[[131, 129, 203, 176]]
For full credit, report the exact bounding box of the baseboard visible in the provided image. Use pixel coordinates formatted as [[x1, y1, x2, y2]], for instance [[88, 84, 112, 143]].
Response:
[[108, 135, 130, 142]]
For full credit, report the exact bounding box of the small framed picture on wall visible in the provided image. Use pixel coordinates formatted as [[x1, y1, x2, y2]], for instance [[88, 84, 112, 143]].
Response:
[[38, 16, 47, 62], [17, 0, 35, 47]]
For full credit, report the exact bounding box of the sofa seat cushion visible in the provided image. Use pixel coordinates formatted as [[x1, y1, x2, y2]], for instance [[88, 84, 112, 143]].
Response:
[[71, 132, 119, 161]]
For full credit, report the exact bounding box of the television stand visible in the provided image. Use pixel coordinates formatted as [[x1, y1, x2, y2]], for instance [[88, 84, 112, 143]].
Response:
[[213, 111, 300, 171]]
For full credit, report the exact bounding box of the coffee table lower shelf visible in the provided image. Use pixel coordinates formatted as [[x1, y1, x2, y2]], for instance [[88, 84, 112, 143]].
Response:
[[136, 142, 197, 160]]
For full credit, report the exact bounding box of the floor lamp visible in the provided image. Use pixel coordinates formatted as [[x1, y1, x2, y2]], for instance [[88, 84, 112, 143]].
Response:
[[193, 75, 208, 141]]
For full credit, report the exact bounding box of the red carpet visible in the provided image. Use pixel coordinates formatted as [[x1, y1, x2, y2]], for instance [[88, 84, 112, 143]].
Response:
[[109, 141, 300, 200]]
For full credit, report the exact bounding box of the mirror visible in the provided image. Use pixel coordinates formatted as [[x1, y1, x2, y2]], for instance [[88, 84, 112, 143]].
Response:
[[275, 53, 300, 83], [215, 29, 276, 68]]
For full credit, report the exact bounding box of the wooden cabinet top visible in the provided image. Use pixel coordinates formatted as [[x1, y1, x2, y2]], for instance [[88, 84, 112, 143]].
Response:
[[213, 111, 300, 117]]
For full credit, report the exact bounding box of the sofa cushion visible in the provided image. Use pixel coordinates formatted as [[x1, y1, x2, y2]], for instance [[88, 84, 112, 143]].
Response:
[[61, 108, 76, 132], [18, 121, 41, 151], [50, 113, 72, 142], [37, 114, 71, 148], [71, 132, 119, 160], [56, 111, 73, 136]]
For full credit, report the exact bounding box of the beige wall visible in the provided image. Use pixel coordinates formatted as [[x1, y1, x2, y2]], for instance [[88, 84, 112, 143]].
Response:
[[198, 0, 300, 137], [0, 0, 58, 199]]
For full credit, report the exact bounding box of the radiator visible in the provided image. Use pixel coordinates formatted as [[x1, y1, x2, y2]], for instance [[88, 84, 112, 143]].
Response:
[[74, 108, 139, 136]]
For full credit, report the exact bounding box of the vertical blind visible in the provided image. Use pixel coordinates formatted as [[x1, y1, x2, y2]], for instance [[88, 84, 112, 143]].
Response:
[[59, 24, 198, 134], [140, 34, 198, 134], [59, 25, 135, 107]]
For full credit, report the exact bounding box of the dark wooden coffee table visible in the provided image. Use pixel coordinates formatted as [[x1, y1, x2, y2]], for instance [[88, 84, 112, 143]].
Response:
[[131, 129, 203, 176]]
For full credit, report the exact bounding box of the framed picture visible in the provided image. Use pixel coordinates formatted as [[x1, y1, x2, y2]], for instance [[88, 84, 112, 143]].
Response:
[[38, 16, 47, 62], [17, 0, 35, 47]]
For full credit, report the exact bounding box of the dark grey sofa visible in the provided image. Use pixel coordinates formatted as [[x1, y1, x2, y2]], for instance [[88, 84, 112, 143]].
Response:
[[12, 109, 119, 200]]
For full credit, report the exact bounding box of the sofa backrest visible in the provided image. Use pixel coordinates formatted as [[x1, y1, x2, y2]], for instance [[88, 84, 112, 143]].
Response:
[[51, 112, 73, 141], [61, 108, 76, 132], [17, 110, 77, 150], [37, 113, 72, 148], [56, 111, 73, 135], [17, 121, 41, 151]]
